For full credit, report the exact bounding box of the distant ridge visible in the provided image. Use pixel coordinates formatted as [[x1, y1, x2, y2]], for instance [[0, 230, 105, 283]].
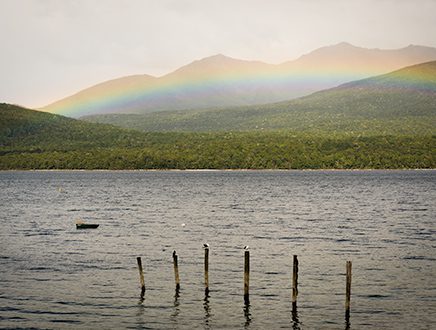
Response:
[[42, 43, 436, 118]]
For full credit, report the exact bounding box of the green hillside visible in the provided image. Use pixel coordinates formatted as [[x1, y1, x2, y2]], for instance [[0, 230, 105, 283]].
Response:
[[0, 103, 150, 150], [83, 61, 436, 135], [1, 103, 434, 169]]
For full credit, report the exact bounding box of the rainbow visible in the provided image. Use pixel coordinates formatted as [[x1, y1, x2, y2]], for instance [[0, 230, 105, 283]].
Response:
[[43, 59, 436, 118]]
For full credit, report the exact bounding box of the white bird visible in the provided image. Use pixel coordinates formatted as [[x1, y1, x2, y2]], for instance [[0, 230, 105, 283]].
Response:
[[244, 245, 249, 250], [181, 223, 186, 227], [203, 243, 209, 249]]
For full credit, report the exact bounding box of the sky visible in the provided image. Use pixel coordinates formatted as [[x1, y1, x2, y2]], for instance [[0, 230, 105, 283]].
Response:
[[1, 0, 436, 108]]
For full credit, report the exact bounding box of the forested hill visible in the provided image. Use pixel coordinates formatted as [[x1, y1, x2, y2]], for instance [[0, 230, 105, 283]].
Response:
[[83, 61, 436, 134], [1, 103, 434, 169], [0, 103, 149, 150]]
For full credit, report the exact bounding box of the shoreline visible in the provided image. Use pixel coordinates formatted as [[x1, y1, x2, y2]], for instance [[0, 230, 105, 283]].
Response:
[[1, 168, 434, 172]]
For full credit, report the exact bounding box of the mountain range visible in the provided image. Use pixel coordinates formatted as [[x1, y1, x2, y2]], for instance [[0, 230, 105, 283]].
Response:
[[42, 42, 436, 118]]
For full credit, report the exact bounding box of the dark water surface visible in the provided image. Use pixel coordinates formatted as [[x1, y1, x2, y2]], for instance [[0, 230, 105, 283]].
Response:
[[0, 170, 435, 329]]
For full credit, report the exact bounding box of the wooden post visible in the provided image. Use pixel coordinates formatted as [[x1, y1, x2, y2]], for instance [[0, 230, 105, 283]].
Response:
[[244, 250, 250, 304], [292, 255, 298, 309], [204, 246, 209, 295], [173, 251, 180, 291], [136, 257, 145, 298], [345, 261, 352, 319]]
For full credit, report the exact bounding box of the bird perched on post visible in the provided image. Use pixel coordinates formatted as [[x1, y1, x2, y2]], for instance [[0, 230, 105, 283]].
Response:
[[244, 245, 249, 250], [203, 243, 209, 249], [172, 250, 177, 258]]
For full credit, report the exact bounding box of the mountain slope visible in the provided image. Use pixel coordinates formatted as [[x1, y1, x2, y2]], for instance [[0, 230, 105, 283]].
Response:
[[83, 61, 436, 134], [0, 103, 149, 150], [42, 43, 436, 117]]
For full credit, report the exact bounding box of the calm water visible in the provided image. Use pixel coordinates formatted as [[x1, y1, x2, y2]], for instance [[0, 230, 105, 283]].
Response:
[[0, 170, 435, 329]]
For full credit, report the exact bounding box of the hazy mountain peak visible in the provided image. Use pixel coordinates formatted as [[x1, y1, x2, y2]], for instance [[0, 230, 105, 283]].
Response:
[[334, 41, 357, 48], [194, 53, 242, 65], [405, 44, 427, 49], [298, 42, 364, 58], [191, 53, 267, 66], [170, 53, 235, 73], [167, 53, 269, 79], [206, 53, 231, 60]]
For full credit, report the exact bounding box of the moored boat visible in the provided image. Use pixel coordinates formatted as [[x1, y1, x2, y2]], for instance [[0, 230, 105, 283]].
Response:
[[76, 219, 99, 229], [76, 223, 99, 229]]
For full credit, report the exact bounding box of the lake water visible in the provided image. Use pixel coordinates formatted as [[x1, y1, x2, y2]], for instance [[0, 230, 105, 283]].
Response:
[[0, 170, 435, 329]]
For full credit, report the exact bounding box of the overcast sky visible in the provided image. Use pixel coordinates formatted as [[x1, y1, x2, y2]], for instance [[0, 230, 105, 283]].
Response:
[[1, 0, 436, 108]]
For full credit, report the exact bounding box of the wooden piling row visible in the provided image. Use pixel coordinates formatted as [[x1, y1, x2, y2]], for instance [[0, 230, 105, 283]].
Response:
[[136, 251, 352, 320]]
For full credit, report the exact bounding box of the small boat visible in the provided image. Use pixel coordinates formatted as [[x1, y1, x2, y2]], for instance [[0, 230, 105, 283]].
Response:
[[75, 219, 99, 229], [76, 223, 99, 229]]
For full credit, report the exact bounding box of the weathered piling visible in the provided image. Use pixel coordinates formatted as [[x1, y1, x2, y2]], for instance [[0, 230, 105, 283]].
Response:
[[244, 249, 250, 304], [136, 257, 145, 298], [345, 261, 352, 319], [292, 255, 299, 309], [173, 251, 180, 291], [204, 245, 209, 295]]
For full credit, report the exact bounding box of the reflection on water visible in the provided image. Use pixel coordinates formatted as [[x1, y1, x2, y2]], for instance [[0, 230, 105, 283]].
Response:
[[345, 317, 351, 330], [291, 304, 301, 330], [345, 308, 351, 330], [136, 301, 146, 329], [172, 288, 180, 324], [204, 291, 211, 329], [244, 303, 252, 328]]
